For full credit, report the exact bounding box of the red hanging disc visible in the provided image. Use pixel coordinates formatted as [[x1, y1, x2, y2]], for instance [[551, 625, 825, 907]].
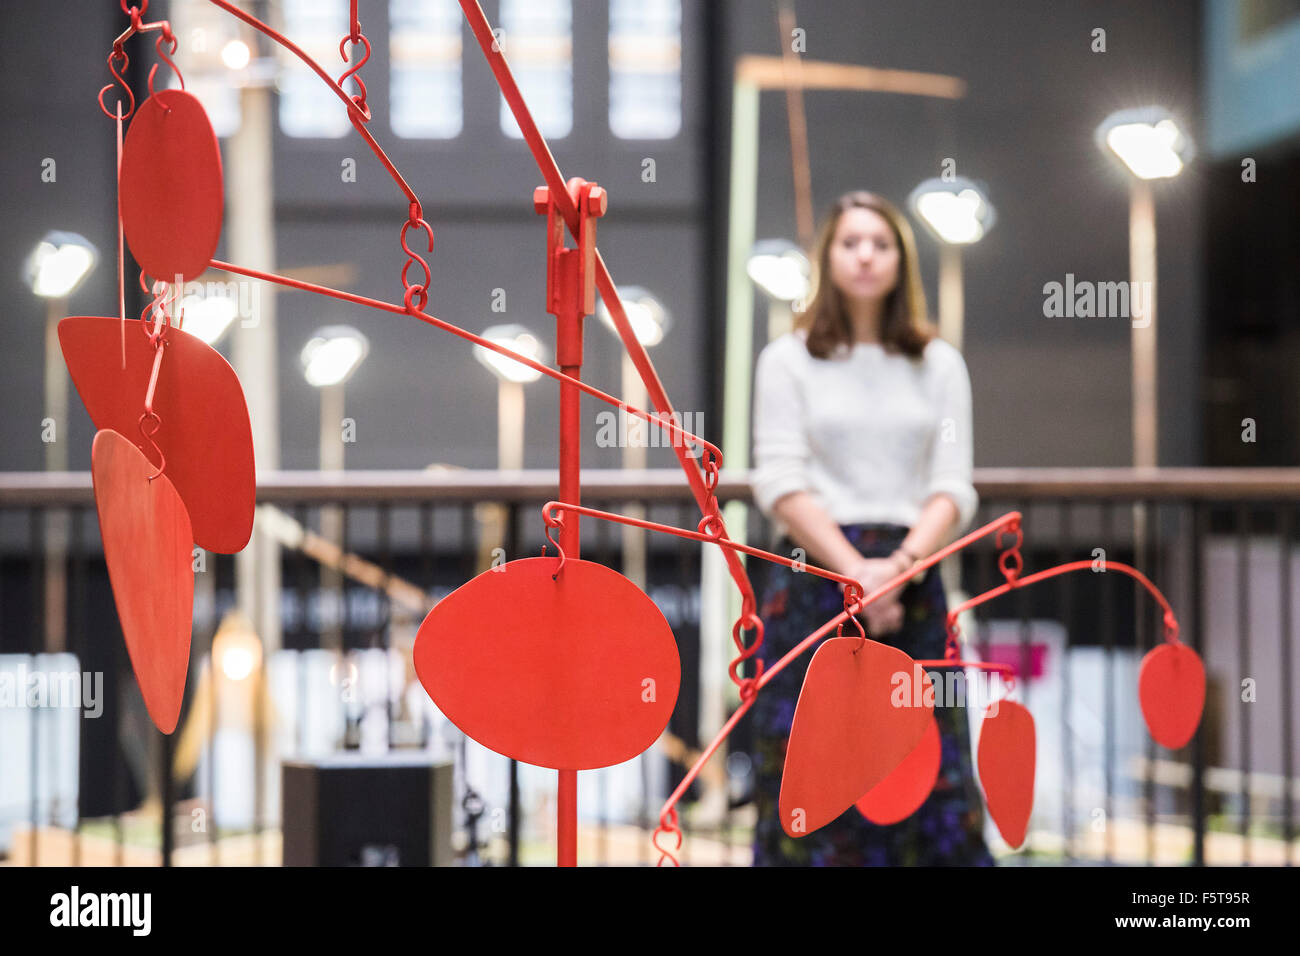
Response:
[[91, 429, 194, 735], [977, 699, 1036, 848], [779, 637, 934, 837], [856, 712, 941, 825], [60, 316, 255, 554], [1138, 642, 1205, 750], [413, 557, 680, 770], [119, 89, 223, 282]]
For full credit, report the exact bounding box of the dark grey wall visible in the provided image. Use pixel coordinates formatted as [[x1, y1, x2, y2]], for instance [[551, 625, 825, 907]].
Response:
[[0, 1, 1206, 475]]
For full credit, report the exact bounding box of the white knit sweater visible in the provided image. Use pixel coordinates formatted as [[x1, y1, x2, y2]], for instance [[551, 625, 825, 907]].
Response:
[[750, 328, 978, 535]]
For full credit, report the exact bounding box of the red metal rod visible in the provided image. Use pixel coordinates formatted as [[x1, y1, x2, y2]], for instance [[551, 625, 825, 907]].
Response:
[[206, 259, 721, 463], [947, 559, 1180, 641], [556, 277, 581, 870], [116, 102, 126, 369], [541, 499, 860, 593]]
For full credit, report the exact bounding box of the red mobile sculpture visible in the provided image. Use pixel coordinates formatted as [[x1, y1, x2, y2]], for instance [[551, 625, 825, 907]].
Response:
[[67, 0, 1205, 866]]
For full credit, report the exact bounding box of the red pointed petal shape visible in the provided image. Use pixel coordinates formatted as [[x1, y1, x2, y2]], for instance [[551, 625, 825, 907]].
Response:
[[977, 700, 1035, 848], [60, 316, 255, 554], [857, 714, 941, 825], [779, 637, 933, 837], [413, 557, 680, 770], [119, 89, 223, 282], [91, 429, 193, 734], [1138, 642, 1205, 750]]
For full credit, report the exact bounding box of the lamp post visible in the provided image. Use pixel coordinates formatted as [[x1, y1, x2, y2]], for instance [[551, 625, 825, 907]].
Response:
[[26, 232, 97, 475], [908, 176, 995, 352], [1096, 107, 1192, 709], [26, 231, 97, 659], [1095, 106, 1193, 470], [473, 324, 546, 471], [472, 323, 545, 866], [301, 326, 368, 666], [746, 239, 809, 341]]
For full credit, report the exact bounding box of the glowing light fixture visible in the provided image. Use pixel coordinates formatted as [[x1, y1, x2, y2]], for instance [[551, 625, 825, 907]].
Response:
[[474, 324, 547, 384], [908, 178, 996, 245], [301, 325, 369, 388], [596, 286, 670, 347]]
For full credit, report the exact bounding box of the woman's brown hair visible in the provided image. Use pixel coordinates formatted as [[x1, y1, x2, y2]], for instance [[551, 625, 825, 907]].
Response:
[[795, 190, 936, 360]]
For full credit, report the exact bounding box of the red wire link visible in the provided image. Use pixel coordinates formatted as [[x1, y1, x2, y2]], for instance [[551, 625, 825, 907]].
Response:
[[652, 807, 682, 867], [839, 584, 867, 650], [399, 216, 434, 312], [98, 46, 135, 120], [729, 611, 765, 697], [337, 33, 371, 123], [996, 519, 1023, 584], [147, 23, 184, 96], [542, 506, 566, 579]]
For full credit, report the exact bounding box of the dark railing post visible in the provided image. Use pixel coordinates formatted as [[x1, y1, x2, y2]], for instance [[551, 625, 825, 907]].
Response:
[[1281, 504, 1295, 863], [1191, 501, 1206, 866], [506, 502, 520, 869], [161, 729, 174, 866], [1236, 501, 1251, 864], [1058, 501, 1074, 862]]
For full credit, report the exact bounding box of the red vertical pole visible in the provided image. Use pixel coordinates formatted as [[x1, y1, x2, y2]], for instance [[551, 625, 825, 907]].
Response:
[[538, 177, 605, 866], [556, 321, 580, 867]]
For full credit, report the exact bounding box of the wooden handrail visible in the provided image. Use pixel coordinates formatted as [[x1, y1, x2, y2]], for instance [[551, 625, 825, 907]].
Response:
[[2, 467, 1300, 507]]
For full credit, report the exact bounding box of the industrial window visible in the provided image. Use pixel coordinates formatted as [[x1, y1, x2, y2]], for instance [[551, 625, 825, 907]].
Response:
[[390, 0, 463, 138], [609, 0, 682, 139], [278, 0, 352, 138], [497, 0, 573, 140]]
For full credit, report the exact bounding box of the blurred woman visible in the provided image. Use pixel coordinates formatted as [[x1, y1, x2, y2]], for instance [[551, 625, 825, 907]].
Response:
[[749, 190, 993, 866]]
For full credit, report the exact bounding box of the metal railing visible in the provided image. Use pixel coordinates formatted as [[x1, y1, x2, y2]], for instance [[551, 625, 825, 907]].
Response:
[[0, 467, 1296, 866]]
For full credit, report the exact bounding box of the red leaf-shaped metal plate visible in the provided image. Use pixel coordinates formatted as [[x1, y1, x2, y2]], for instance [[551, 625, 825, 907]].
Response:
[[119, 89, 223, 282], [779, 637, 933, 837], [413, 557, 680, 770], [1138, 642, 1205, 750], [856, 713, 941, 825], [92, 429, 193, 734], [977, 700, 1035, 848], [60, 316, 254, 553]]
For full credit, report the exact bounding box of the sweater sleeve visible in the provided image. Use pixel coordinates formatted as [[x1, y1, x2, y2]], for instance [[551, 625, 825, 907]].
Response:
[[751, 339, 811, 517], [924, 345, 979, 532]]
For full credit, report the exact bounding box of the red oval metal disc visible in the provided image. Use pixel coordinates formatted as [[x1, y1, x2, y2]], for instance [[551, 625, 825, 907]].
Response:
[[779, 637, 933, 837], [413, 557, 680, 770], [60, 316, 255, 554], [856, 713, 941, 825], [92, 429, 193, 735], [119, 89, 223, 282], [977, 699, 1035, 848], [1138, 642, 1204, 750]]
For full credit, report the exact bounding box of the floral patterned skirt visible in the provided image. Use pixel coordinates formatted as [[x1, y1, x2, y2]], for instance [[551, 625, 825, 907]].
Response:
[[750, 523, 994, 866]]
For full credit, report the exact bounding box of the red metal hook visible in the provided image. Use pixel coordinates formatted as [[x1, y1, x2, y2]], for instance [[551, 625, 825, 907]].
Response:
[[98, 46, 135, 121], [996, 519, 1024, 585], [337, 32, 371, 124], [652, 807, 682, 866], [542, 505, 567, 579], [399, 211, 434, 313], [840, 583, 867, 651], [728, 609, 765, 697], [147, 23, 184, 98]]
